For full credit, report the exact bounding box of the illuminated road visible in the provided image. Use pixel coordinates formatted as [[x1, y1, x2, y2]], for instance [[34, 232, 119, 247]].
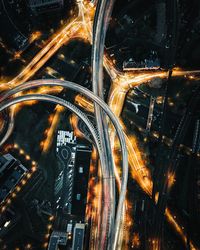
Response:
[[74, 81, 198, 250], [0, 79, 129, 250], [0, 0, 200, 249], [0, 0, 95, 149], [92, 0, 116, 249]]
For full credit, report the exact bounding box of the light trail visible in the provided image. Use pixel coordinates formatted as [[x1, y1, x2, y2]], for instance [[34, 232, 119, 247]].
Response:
[[75, 94, 94, 113], [1, 0, 199, 159], [0, 0, 95, 151], [108, 82, 128, 117], [0, 0, 96, 150], [29, 31, 42, 44], [123, 200, 134, 249], [0, 0, 95, 92], [0, 86, 63, 147], [106, 67, 200, 156], [84, 148, 99, 221], [0, 0, 200, 248], [73, 98, 131, 250], [0, 113, 5, 131], [74, 93, 197, 249], [165, 208, 196, 250], [131, 233, 140, 249], [91, 163, 102, 250], [14, 86, 63, 113], [0, 79, 128, 250], [70, 113, 85, 138], [109, 68, 200, 92], [149, 238, 160, 250], [103, 53, 119, 80], [70, 112, 103, 249], [71, 112, 119, 249], [92, 0, 116, 248], [1, 19, 81, 90], [0, 2, 117, 245], [110, 116, 197, 249]]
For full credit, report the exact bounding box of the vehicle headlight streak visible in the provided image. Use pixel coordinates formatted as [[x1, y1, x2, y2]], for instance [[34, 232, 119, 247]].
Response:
[[0, 86, 63, 147], [0, 79, 128, 250], [71, 94, 197, 249], [70, 113, 103, 250], [0, 0, 200, 249], [92, 0, 117, 249]]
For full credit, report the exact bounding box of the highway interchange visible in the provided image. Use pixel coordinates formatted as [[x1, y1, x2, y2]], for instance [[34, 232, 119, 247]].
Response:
[[0, 0, 200, 249]]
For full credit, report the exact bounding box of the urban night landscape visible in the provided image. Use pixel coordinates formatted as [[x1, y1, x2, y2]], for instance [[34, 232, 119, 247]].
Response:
[[0, 0, 200, 249]]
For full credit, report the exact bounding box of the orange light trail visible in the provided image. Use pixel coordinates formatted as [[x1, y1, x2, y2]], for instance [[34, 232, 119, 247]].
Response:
[[70, 113, 100, 218], [74, 93, 196, 248], [165, 208, 196, 249], [70, 113, 102, 250], [29, 31, 42, 44], [0, 1, 95, 92], [167, 172, 176, 189], [124, 200, 134, 249], [149, 238, 160, 250], [1, 0, 199, 248], [70, 114, 85, 138], [13, 86, 63, 114], [131, 233, 140, 249], [75, 94, 94, 113], [85, 148, 99, 220]]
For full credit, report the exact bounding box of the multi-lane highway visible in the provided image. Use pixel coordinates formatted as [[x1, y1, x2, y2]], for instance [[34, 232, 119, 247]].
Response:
[[0, 79, 129, 250], [1, 0, 200, 249], [92, 0, 117, 249]]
